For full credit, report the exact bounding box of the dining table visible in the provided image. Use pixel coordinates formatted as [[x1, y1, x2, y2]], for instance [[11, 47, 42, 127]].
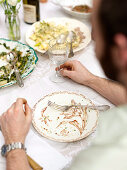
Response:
[[0, 1, 114, 170]]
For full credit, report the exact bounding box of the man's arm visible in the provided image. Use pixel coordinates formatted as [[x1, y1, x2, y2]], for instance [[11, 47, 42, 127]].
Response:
[[6, 150, 30, 170], [87, 76, 127, 105], [59, 60, 127, 105], [0, 98, 32, 170]]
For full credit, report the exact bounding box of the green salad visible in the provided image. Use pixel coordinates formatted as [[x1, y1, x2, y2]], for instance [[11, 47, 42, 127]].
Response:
[[0, 42, 34, 86]]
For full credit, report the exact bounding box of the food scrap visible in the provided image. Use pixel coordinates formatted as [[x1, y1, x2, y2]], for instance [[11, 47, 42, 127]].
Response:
[[72, 5, 92, 13]]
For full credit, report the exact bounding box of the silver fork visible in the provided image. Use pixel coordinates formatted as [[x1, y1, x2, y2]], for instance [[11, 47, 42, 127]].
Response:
[[48, 101, 110, 112], [7, 52, 24, 87], [67, 31, 76, 58]]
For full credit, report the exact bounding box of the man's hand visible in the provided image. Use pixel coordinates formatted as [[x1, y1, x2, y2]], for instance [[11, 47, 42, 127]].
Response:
[[0, 98, 32, 144], [58, 60, 95, 85]]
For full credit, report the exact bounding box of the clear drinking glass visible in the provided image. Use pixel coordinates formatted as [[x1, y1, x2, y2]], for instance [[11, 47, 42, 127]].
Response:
[[5, 12, 21, 41], [48, 43, 69, 83]]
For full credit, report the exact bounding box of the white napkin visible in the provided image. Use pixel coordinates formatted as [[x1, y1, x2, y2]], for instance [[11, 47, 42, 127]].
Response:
[[26, 130, 71, 170]]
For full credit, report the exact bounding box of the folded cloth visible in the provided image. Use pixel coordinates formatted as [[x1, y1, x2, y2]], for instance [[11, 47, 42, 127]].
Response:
[[26, 130, 71, 170]]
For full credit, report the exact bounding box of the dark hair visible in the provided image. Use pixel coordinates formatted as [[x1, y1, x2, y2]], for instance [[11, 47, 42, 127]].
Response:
[[99, 0, 127, 44], [98, 0, 127, 81]]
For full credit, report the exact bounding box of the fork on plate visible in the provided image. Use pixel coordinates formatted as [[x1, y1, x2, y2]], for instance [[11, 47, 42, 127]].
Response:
[[48, 101, 110, 112]]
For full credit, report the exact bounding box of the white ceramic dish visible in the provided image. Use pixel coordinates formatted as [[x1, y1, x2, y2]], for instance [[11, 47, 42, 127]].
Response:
[[51, 0, 93, 19], [62, 6, 91, 20], [51, 0, 93, 7], [32, 91, 98, 142]]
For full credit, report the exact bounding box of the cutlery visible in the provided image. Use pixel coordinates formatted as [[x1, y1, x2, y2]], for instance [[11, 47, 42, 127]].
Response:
[[48, 100, 110, 112], [56, 32, 68, 45], [44, 32, 68, 55], [6, 52, 24, 87], [27, 154, 43, 170], [67, 31, 76, 58]]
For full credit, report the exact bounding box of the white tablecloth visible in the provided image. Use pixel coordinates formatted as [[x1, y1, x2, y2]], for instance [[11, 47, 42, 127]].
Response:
[[0, 2, 114, 170]]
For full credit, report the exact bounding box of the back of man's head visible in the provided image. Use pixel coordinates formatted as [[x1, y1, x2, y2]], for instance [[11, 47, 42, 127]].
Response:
[[97, 0, 127, 82], [99, 0, 127, 44]]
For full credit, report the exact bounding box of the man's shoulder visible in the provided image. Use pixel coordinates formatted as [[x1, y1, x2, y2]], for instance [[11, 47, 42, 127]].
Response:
[[100, 104, 127, 125], [94, 105, 127, 144], [68, 105, 127, 170], [108, 104, 127, 114]]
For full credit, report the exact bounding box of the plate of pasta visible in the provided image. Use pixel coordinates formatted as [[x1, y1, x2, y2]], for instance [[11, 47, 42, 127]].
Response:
[[32, 91, 98, 142], [26, 17, 91, 54]]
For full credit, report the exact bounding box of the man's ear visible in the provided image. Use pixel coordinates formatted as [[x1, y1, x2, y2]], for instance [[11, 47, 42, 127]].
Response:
[[114, 34, 127, 67]]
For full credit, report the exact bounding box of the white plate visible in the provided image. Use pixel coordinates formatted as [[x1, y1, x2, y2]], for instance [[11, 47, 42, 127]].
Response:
[[32, 91, 98, 142], [51, 0, 93, 19], [51, 0, 93, 7], [26, 17, 91, 54], [62, 6, 91, 20]]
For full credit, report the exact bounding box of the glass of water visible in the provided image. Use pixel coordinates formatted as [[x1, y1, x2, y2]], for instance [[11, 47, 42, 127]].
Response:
[[48, 43, 69, 83]]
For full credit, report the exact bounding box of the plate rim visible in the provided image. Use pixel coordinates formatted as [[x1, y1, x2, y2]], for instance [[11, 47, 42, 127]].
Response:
[[32, 91, 99, 143]]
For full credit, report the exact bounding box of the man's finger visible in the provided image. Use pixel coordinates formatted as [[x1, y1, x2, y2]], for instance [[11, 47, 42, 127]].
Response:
[[25, 103, 32, 116], [55, 67, 60, 71], [56, 67, 68, 71], [60, 69, 72, 78], [15, 98, 27, 108], [25, 103, 32, 123], [60, 61, 74, 69], [14, 98, 27, 114]]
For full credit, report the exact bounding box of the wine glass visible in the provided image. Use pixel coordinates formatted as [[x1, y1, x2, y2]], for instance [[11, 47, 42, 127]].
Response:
[[48, 43, 69, 83]]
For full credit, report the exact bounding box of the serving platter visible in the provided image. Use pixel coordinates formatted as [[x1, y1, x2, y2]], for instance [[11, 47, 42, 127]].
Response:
[[32, 91, 98, 142], [0, 38, 38, 89], [26, 17, 91, 54]]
